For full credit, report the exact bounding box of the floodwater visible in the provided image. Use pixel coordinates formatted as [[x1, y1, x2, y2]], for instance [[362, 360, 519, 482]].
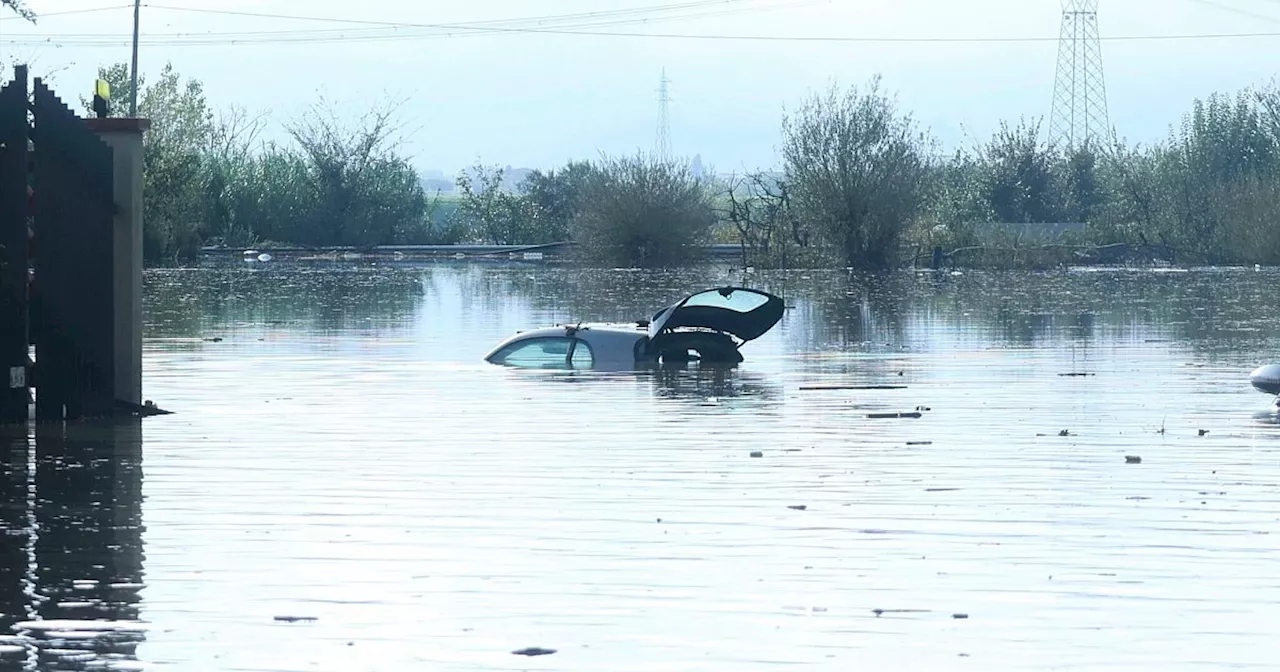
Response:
[[4, 262, 1280, 671]]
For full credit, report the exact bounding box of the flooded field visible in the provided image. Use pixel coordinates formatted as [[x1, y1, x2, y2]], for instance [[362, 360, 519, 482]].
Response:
[[4, 262, 1280, 671]]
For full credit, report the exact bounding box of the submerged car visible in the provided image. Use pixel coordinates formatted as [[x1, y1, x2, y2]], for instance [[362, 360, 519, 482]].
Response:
[[484, 287, 785, 370]]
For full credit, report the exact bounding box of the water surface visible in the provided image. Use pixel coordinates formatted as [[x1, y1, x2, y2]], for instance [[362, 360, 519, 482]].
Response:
[[4, 263, 1280, 671]]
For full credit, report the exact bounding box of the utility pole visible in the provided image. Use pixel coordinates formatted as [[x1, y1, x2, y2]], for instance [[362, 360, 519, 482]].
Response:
[[129, 0, 140, 116], [1048, 0, 1109, 151]]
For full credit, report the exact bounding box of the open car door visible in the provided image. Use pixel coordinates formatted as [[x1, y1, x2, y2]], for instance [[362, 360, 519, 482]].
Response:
[[645, 287, 784, 363]]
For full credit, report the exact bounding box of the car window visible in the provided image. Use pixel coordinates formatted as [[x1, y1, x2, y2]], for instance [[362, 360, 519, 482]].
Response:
[[682, 288, 770, 313], [493, 337, 593, 369]]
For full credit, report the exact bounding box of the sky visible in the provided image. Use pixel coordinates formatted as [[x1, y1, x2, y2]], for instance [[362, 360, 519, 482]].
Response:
[[1, 0, 1279, 177]]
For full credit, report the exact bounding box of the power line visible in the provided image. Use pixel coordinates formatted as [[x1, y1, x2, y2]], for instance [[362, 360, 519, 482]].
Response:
[[0, 5, 134, 21], [7, 29, 1280, 48], [145, 0, 760, 29], [1184, 0, 1280, 24], [0, 1, 823, 45], [4, 4, 1280, 48], [137, 0, 801, 34]]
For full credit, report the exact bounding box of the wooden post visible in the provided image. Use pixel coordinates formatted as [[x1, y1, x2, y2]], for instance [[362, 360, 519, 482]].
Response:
[[83, 118, 149, 407]]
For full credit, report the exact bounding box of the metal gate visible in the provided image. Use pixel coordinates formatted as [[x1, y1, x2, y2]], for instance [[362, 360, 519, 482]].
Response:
[[0, 65, 118, 423]]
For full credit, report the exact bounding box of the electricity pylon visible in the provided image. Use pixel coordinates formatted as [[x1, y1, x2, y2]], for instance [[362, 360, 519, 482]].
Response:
[[1049, 0, 1110, 150]]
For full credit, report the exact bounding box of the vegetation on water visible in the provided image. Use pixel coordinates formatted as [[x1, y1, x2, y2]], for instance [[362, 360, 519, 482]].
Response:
[[86, 60, 1280, 268]]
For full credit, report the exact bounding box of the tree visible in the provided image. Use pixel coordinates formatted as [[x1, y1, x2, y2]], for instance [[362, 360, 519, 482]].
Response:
[[572, 153, 716, 267], [454, 164, 538, 244], [518, 161, 595, 243], [972, 119, 1063, 224], [138, 63, 215, 259], [283, 99, 424, 246], [2, 0, 33, 22], [720, 171, 811, 268], [781, 78, 933, 269]]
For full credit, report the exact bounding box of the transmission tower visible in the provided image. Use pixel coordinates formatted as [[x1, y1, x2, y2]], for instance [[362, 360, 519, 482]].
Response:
[[1048, 0, 1110, 151], [654, 68, 672, 162]]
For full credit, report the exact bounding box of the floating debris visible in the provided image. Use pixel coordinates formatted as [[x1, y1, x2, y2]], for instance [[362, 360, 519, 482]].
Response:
[[872, 608, 931, 617], [1058, 372, 1096, 377], [799, 385, 908, 391], [868, 412, 923, 419], [787, 505, 808, 511], [273, 616, 317, 623], [749, 451, 764, 458], [1199, 429, 1209, 436], [907, 441, 933, 446], [1125, 455, 1142, 464], [952, 613, 969, 619], [512, 647, 556, 657]]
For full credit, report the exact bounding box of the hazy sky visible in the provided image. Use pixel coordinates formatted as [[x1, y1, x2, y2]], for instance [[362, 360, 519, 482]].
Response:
[[3, 0, 1279, 176]]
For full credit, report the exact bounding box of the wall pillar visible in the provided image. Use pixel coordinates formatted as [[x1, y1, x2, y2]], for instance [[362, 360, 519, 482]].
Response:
[[83, 118, 149, 407]]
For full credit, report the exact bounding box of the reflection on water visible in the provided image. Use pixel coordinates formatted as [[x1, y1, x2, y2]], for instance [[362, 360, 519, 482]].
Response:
[[4, 262, 1280, 670], [0, 422, 146, 672]]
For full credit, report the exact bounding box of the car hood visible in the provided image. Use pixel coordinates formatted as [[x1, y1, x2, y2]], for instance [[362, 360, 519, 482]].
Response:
[[647, 287, 784, 343]]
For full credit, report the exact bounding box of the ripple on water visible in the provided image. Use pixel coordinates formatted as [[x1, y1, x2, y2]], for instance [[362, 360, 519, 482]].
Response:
[[4, 265, 1280, 670]]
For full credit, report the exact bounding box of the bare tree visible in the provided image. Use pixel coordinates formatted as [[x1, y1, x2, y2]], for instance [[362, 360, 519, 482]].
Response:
[[210, 105, 267, 162], [720, 171, 807, 268]]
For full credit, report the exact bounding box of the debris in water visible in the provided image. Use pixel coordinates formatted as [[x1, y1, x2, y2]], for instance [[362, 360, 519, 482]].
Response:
[[872, 608, 931, 617], [273, 616, 317, 623], [788, 505, 807, 511], [1199, 429, 1209, 436], [750, 451, 764, 458], [203, 336, 223, 343], [907, 441, 932, 446], [1125, 455, 1142, 464], [1058, 372, 1095, 377], [512, 647, 556, 657], [868, 412, 923, 419], [952, 613, 969, 619], [799, 385, 908, 391]]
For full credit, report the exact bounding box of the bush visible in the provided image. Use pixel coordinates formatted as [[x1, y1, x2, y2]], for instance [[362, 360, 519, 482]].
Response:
[[781, 78, 933, 269], [572, 153, 716, 267]]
